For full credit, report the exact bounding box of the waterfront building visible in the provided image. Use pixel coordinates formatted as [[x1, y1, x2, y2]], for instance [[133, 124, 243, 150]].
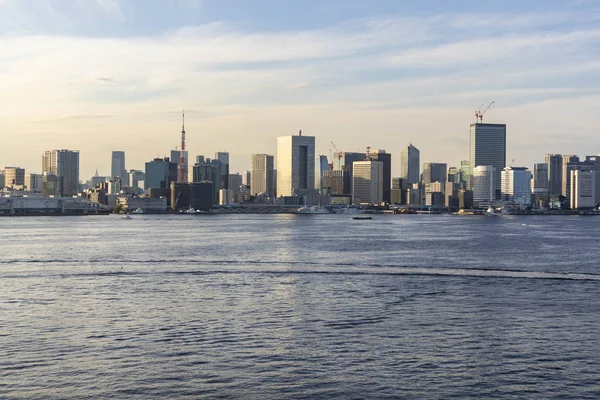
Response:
[[584, 155, 600, 202], [145, 157, 178, 189], [215, 152, 230, 189], [276, 132, 315, 197], [170, 181, 213, 211], [219, 189, 234, 205], [545, 154, 563, 196], [352, 160, 383, 205], [111, 151, 126, 178], [570, 170, 596, 209], [460, 160, 470, 189], [251, 154, 275, 197], [228, 174, 242, 195], [2, 167, 25, 189], [128, 170, 146, 190], [533, 163, 549, 195], [42, 149, 80, 197], [501, 167, 532, 208], [469, 123, 506, 195], [323, 170, 350, 195], [472, 165, 495, 208], [369, 150, 391, 203], [189, 159, 222, 203], [562, 155, 579, 197], [25, 173, 43, 193], [242, 170, 251, 186], [315, 155, 330, 193], [42, 172, 61, 197], [400, 144, 420, 185], [0, 172, 4, 189], [422, 163, 447, 187], [458, 190, 474, 209]]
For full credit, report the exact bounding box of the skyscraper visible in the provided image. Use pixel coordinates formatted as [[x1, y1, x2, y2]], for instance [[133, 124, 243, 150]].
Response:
[[170, 149, 188, 183], [42, 149, 80, 197], [315, 155, 330, 193], [472, 165, 495, 208], [570, 170, 596, 209], [111, 151, 126, 178], [562, 155, 579, 197], [145, 157, 178, 189], [545, 154, 563, 196], [215, 152, 230, 189], [469, 123, 506, 196], [501, 167, 532, 208], [369, 149, 391, 203], [422, 163, 447, 186], [400, 144, 420, 185], [533, 163, 549, 195], [352, 160, 383, 205], [276, 132, 315, 197], [251, 154, 275, 196]]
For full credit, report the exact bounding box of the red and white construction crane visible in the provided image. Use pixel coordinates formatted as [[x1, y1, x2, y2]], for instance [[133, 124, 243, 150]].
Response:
[[475, 101, 495, 123]]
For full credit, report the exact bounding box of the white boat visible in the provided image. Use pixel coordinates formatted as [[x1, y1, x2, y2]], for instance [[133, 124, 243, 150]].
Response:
[[121, 215, 132, 220], [184, 207, 197, 214], [131, 208, 145, 214], [484, 207, 496, 216], [297, 206, 330, 214], [484, 206, 508, 216]]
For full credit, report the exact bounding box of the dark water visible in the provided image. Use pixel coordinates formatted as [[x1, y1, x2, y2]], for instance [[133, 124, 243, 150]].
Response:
[[1, 214, 600, 399]]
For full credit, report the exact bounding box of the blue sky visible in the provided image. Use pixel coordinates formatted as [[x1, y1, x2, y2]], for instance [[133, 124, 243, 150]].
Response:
[[1, 0, 600, 178]]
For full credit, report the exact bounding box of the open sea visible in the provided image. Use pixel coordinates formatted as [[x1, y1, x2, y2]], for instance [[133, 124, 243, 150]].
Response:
[[1, 214, 600, 399]]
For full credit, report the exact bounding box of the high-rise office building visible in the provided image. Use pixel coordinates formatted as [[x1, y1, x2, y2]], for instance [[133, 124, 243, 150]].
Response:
[[215, 152, 230, 189], [228, 173, 243, 195], [422, 163, 447, 186], [111, 151, 126, 178], [570, 170, 595, 209], [315, 155, 330, 193], [501, 167, 531, 208], [352, 160, 383, 204], [369, 149, 392, 203], [469, 123, 506, 196], [323, 170, 351, 195], [242, 170, 251, 186], [2, 167, 25, 189], [42, 172, 61, 197], [460, 160, 470, 189], [145, 157, 178, 189], [251, 154, 275, 196], [545, 154, 563, 196], [400, 144, 420, 185], [42, 149, 80, 197], [472, 165, 495, 208], [533, 163, 549, 195], [562, 155, 579, 197], [276, 133, 315, 197], [25, 173, 43, 193]]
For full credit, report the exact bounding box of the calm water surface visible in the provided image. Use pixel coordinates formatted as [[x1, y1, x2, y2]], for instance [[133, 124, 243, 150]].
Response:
[[1, 214, 600, 399]]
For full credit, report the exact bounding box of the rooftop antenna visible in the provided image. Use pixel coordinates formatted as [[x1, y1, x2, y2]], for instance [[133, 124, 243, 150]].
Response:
[[299, 129, 302, 136]]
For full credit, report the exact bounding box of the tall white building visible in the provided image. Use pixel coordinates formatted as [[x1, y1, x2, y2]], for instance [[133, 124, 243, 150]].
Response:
[[251, 154, 275, 197], [42, 150, 80, 197], [472, 165, 495, 208], [352, 160, 383, 205], [501, 167, 532, 208], [570, 170, 596, 209], [276, 133, 315, 197]]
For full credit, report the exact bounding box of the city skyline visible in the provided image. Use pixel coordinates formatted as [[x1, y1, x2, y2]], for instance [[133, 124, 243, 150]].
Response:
[[2, 0, 600, 178]]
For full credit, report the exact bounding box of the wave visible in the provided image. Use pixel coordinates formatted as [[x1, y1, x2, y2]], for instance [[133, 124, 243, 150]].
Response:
[[1, 259, 599, 281]]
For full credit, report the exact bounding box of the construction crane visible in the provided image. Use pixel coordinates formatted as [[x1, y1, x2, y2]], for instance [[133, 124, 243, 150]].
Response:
[[475, 101, 495, 123], [330, 141, 343, 170]]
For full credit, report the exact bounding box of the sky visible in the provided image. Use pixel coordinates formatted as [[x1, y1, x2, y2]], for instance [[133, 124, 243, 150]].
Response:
[[1, 0, 600, 179]]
